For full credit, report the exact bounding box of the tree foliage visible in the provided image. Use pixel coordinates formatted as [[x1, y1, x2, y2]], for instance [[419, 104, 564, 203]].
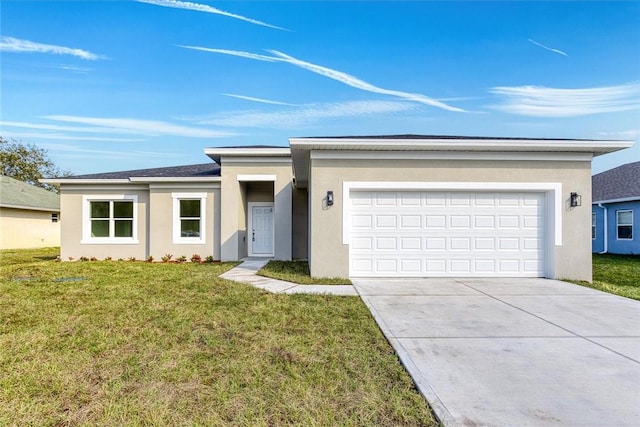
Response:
[[0, 136, 72, 192]]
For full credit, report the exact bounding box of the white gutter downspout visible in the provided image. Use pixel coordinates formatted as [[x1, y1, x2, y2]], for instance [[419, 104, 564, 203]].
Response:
[[598, 203, 608, 254]]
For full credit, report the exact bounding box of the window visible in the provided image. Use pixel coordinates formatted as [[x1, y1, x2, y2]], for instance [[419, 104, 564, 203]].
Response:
[[172, 193, 207, 244], [616, 210, 633, 240], [52, 213, 59, 223], [82, 195, 138, 243], [592, 212, 596, 239]]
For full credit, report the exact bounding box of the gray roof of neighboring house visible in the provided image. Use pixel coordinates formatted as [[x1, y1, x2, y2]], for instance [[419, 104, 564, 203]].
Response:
[[592, 161, 640, 203], [0, 176, 60, 211], [67, 163, 220, 180]]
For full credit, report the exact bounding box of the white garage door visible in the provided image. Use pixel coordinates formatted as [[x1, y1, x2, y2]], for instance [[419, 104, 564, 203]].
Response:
[[349, 191, 545, 277]]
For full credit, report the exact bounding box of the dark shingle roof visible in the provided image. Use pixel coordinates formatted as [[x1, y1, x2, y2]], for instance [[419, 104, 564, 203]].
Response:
[[592, 161, 640, 202], [68, 163, 220, 180], [0, 176, 60, 211]]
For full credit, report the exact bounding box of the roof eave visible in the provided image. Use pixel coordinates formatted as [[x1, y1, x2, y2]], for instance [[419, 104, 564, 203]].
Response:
[[204, 147, 291, 164], [0, 203, 60, 212], [289, 138, 634, 155]]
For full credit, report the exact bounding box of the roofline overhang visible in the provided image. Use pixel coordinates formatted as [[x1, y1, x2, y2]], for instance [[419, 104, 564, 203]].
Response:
[[289, 137, 633, 154], [289, 137, 635, 189], [204, 147, 291, 164], [40, 177, 221, 185], [592, 196, 640, 205], [0, 204, 59, 212]]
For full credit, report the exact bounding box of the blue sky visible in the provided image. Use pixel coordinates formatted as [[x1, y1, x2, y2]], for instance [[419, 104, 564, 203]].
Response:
[[1, 0, 639, 175]]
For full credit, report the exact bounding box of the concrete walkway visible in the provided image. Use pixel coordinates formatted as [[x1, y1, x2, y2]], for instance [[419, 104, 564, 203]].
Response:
[[219, 258, 358, 296], [353, 277, 640, 427]]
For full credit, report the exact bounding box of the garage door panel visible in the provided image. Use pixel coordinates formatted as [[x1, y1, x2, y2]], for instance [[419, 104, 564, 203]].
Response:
[[350, 191, 545, 277]]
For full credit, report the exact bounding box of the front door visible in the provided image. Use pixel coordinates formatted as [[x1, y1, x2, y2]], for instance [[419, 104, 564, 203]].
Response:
[[249, 203, 274, 256]]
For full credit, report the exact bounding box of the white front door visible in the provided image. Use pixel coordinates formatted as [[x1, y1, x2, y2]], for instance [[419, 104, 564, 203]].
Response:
[[249, 203, 274, 256]]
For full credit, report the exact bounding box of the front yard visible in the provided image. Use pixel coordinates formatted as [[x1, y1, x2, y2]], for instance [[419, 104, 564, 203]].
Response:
[[575, 253, 640, 300], [0, 248, 435, 426]]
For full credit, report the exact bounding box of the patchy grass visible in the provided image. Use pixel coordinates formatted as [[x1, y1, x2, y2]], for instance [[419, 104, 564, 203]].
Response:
[[569, 254, 640, 300], [0, 248, 434, 426], [258, 260, 352, 285]]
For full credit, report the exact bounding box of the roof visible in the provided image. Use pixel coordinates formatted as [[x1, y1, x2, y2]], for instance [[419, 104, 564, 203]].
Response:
[[0, 176, 60, 212], [41, 163, 221, 184], [592, 161, 640, 203], [289, 135, 634, 188], [69, 163, 220, 179]]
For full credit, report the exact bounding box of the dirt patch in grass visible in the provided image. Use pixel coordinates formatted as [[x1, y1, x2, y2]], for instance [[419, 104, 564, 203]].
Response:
[[0, 248, 434, 426], [258, 260, 352, 285]]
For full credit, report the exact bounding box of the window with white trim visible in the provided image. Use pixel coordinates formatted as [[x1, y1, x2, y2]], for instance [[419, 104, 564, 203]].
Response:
[[617, 210, 633, 240], [82, 195, 138, 244], [172, 193, 207, 244], [592, 212, 596, 239]]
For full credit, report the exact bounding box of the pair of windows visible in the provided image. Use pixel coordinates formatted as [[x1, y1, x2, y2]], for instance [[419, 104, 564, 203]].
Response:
[[82, 194, 206, 244]]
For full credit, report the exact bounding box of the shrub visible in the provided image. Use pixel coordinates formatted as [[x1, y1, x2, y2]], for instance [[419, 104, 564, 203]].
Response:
[[190, 254, 202, 263], [104, 256, 112, 261], [146, 255, 154, 263], [175, 255, 187, 263], [79, 256, 89, 262], [205, 255, 214, 263], [161, 254, 173, 263], [90, 256, 98, 262], [128, 257, 136, 262]]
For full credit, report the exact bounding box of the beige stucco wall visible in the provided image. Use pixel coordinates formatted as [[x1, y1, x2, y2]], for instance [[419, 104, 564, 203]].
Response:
[[148, 184, 221, 261], [308, 157, 592, 281], [0, 207, 60, 249], [59, 186, 149, 260], [220, 162, 293, 261], [292, 188, 309, 259]]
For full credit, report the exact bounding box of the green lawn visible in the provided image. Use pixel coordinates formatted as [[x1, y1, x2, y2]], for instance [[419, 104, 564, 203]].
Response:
[[573, 254, 640, 300], [258, 260, 352, 285], [0, 248, 435, 426]]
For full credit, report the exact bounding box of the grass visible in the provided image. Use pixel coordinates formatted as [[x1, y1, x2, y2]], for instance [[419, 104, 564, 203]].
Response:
[[570, 254, 640, 300], [258, 260, 352, 285], [0, 248, 435, 426]]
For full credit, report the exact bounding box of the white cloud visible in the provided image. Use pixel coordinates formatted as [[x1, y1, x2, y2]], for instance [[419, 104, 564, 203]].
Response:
[[528, 39, 568, 57], [490, 82, 640, 117], [40, 143, 178, 160], [222, 93, 298, 106], [0, 36, 106, 60], [597, 129, 640, 140], [44, 115, 235, 138], [179, 45, 465, 112], [0, 131, 143, 143], [199, 100, 420, 128], [1, 120, 136, 134], [137, 0, 287, 31]]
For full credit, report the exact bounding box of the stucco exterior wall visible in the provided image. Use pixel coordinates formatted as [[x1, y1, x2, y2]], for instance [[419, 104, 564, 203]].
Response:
[[59, 186, 149, 260], [220, 162, 293, 261], [148, 184, 221, 261], [292, 188, 309, 259], [0, 207, 60, 249], [309, 157, 592, 281]]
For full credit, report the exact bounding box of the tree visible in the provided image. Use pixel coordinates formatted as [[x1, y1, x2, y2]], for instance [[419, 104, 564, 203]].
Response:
[[0, 136, 72, 193]]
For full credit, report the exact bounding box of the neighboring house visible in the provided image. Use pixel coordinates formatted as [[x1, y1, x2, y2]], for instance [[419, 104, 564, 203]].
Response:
[[42, 135, 633, 282], [0, 176, 61, 249], [592, 161, 640, 255]]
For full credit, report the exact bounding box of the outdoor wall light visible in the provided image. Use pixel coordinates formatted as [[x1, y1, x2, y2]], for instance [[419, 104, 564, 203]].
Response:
[[570, 192, 582, 207], [326, 190, 334, 206]]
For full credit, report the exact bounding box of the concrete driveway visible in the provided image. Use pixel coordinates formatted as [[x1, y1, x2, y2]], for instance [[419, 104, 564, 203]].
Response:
[[352, 278, 640, 427]]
